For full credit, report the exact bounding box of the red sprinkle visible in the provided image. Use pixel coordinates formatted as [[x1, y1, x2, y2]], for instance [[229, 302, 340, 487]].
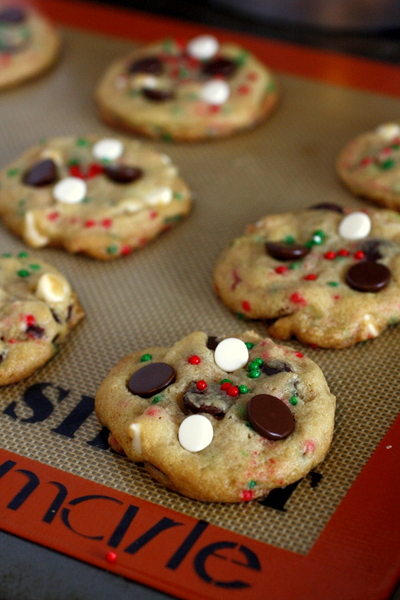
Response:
[[241, 300, 251, 312], [241, 490, 255, 502], [106, 551, 117, 564], [238, 84, 250, 95], [290, 292, 307, 306], [275, 265, 289, 274], [220, 382, 232, 391], [47, 211, 60, 221], [295, 351, 304, 358], [338, 248, 350, 257], [149, 210, 158, 220], [354, 250, 365, 260], [209, 104, 221, 113], [196, 380, 207, 391], [303, 273, 318, 281], [227, 385, 239, 397], [25, 314, 35, 326], [247, 71, 259, 81], [188, 355, 201, 365], [360, 156, 373, 166], [84, 219, 96, 228], [121, 245, 131, 256], [69, 165, 84, 179], [101, 218, 113, 229], [87, 163, 104, 178], [324, 251, 336, 260]]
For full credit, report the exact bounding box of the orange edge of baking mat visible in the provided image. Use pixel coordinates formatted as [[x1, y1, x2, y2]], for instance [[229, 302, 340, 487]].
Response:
[[1, 412, 400, 600], [37, 0, 400, 98]]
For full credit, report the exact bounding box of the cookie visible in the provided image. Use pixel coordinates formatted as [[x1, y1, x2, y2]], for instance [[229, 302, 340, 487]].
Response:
[[337, 123, 400, 210], [0, 2, 60, 90], [95, 35, 279, 141], [0, 251, 84, 384], [95, 331, 335, 503], [214, 205, 400, 348], [0, 135, 192, 259]]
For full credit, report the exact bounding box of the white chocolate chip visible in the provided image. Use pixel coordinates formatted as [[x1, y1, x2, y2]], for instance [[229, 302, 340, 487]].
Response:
[[128, 423, 142, 454], [92, 138, 124, 161], [144, 186, 173, 206], [338, 211, 371, 240], [117, 198, 144, 213], [53, 177, 87, 204], [375, 123, 400, 140], [24, 212, 49, 248], [187, 35, 219, 60], [214, 338, 249, 372], [178, 415, 213, 452], [200, 79, 230, 105], [363, 314, 378, 337], [36, 273, 70, 303]]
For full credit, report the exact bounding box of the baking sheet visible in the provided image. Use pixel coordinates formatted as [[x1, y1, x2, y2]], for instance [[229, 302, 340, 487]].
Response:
[[1, 21, 400, 564]]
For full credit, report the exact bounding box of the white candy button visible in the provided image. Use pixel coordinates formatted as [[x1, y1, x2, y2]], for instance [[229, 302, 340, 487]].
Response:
[[375, 123, 400, 140], [53, 177, 87, 204], [214, 338, 249, 372], [200, 79, 230, 105], [36, 273, 70, 303], [178, 415, 214, 452], [92, 138, 124, 161], [338, 211, 371, 240], [187, 35, 219, 60]]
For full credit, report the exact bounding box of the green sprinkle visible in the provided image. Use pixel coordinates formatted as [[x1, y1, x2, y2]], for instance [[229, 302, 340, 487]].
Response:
[[17, 269, 30, 278], [7, 168, 20, 178], [76, 138, 90, 147], [305, 240, 314, 248], [164, 215, 182, 224], [238, 385, 249, 394], [18, 251, 29, 258], [236, 50, 248, 66], [173, 192, 184, 201], [2, 253, 12, 258], [245, 342, 254, 349], [247, 369, 261, 379], [67, 158, 79, 166], [29, 264, 41, 271], [221, 378, 231, 385], [289, 396, 298, 406], [289, 261, 301, 269], [253, 357, 263, 367], [161, 132, 173, 143], [106, 245, 118, 255], [245, 421, 254, 429], [327, 281, 339, 287], [140, 353, 152, 362], [152, 395, 162, 404], [284, 235, 296, 244], [380, 158, 395, 170], [248, 480, 257, 489]]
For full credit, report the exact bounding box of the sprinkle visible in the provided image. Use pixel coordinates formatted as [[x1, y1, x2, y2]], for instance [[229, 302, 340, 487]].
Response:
[[84, 219, 96, 228], [227, 385, 239, 397], [106, 245, 118, 255], [327, 281, 339, 287], [295, 352, 304, 358], [354, 250, 365, 260], [275, 265, 289, 274], [241, 489, 254, 502], [241, 300, 251, 312], [121, 245, 131, 256], [303, 273, 318, 281], [238, 84, 250, 95], [238, 384, 249, 394], [290, 292, 307, 306], [338, 248, 350, 257], [247, 369, 261, 379], [18, 252, 29, 258], [140, 353, 152, 362], [17, 269, 30, 278], [289, 396, 298, 405], [324, 251, 336, 260], [196, 380, 207, 391], [106, 551, 117, 564], [245, 342, 254, 350], [220, 381, 232, 391], [284, 235, 296, 244], [188, 355, 201, 365], [47, 211, 60, 221], [380, 158, 395, 170]]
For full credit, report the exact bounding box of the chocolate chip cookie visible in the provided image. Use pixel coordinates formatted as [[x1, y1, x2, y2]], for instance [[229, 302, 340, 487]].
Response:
[[95, 35, 279, 141], [337, 123, 400, 210], [95, 331, 335, 503], [0, 251, 84, 384], [0, 135, 192, 259], [214, 205, 400, 348], [0, 2, 60, 90]]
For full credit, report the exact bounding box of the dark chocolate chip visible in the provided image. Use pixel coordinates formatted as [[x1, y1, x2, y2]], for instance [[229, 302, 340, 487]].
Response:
[[360, 239, 383, 261], [202, 57, 237, 78], [308, 203, 344, 213], [0, 7, 26, 23], [128, 56, 164, 75], [206, 336, 219, 350], [346, 261, 391, 292], [247, 394, 295, 441], [23, 159, 57, 187], [26, 325, 45, 339], [183, 381, 234, 420], [104, 164, 143, 184], [261, 360, 292, 376], [266, 241, 310, 261], [142, 88, 174, 101], [128, 362, 176, 398]]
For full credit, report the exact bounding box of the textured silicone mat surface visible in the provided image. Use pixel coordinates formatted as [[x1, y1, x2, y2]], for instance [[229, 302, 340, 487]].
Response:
[[1, 26, 400, 556]]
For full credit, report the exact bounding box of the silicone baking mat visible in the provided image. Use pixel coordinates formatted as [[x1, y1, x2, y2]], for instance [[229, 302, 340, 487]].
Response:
[[0, 1, 400, 599]]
